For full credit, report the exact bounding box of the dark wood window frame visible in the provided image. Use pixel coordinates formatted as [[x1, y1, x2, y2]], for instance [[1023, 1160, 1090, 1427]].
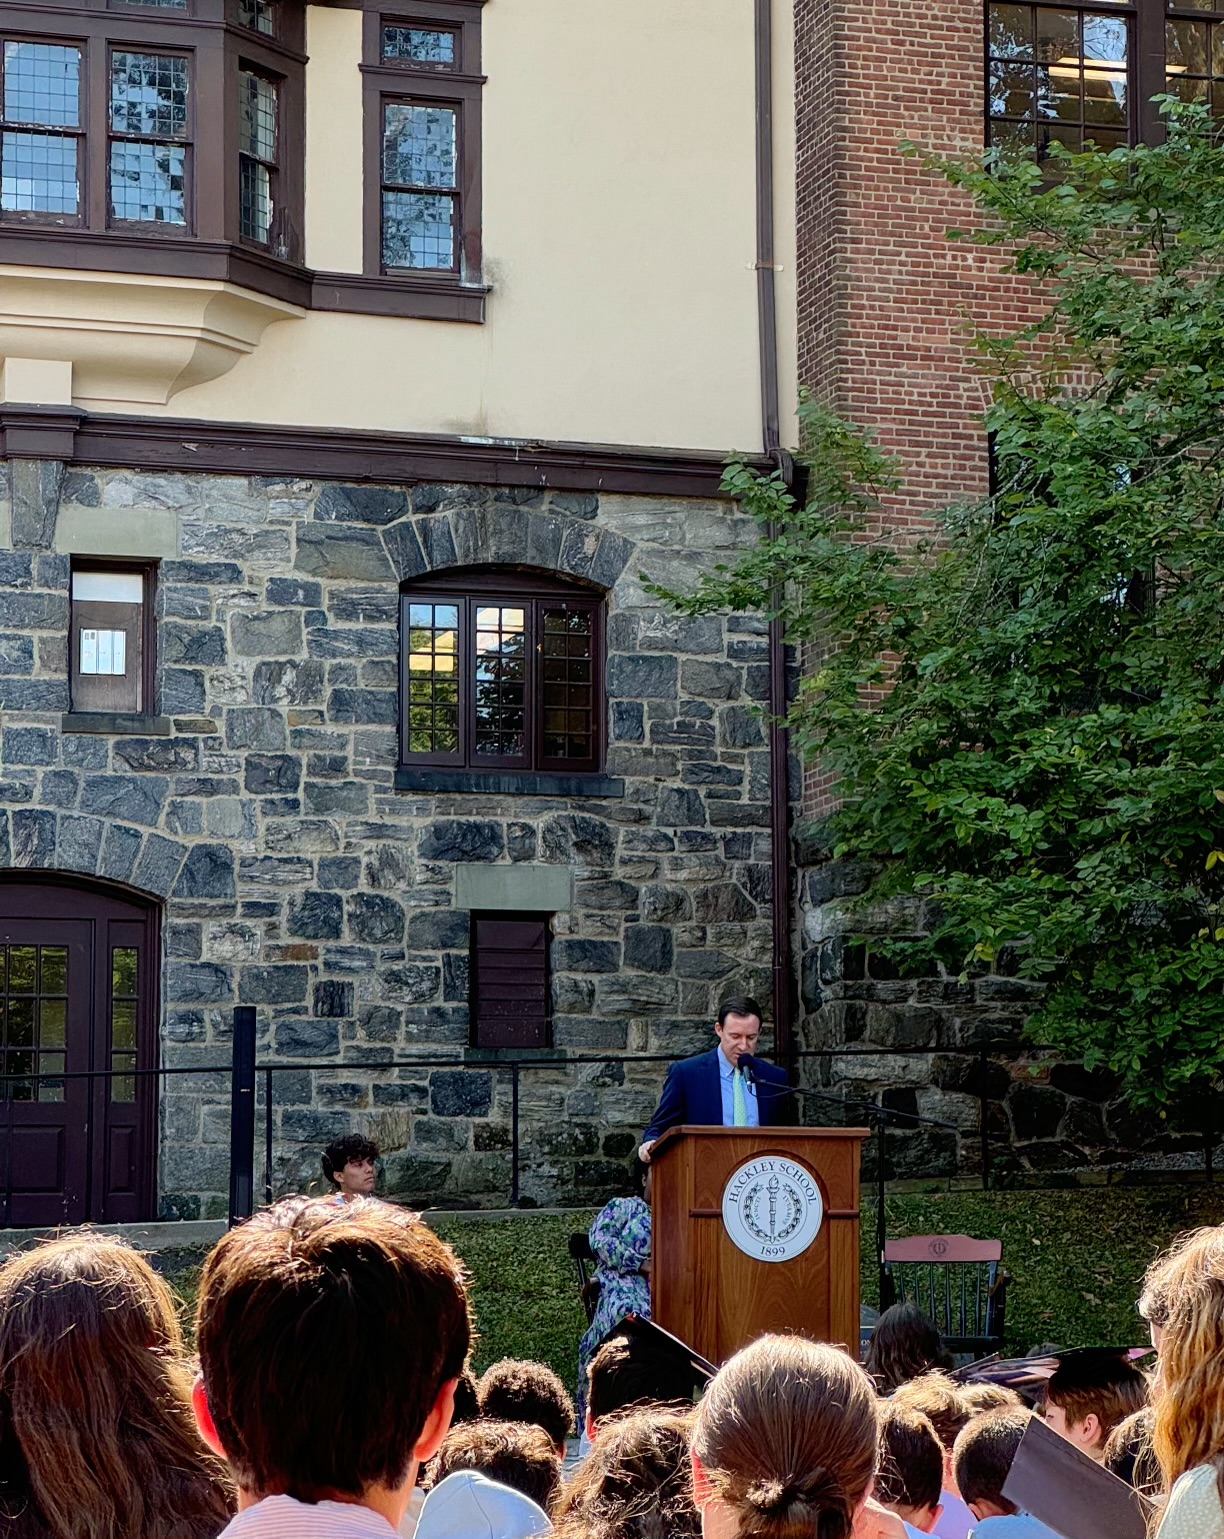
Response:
[[396, 568, 626, 799], [469, 911, 551, 1050], [68, 555, 158, 718], [0, 0, 307, 293], [0, 0, 489, 321], [985, 0, 1223, 154], [358, 0, 486, 319]]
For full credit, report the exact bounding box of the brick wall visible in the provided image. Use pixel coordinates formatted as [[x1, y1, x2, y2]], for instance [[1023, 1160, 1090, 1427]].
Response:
[[794, 0, 1049, 815]]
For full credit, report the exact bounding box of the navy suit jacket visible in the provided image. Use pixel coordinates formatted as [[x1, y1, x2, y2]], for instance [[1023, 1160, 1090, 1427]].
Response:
[[642, 1048, 793, 1145]]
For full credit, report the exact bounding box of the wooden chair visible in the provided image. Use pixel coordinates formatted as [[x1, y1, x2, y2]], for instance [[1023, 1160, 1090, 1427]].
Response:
[[568, 1231, 601, 1325], [880, 1234, 1009, 1359]]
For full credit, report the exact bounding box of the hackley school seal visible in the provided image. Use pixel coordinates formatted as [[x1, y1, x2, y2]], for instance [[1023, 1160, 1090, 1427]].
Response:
[[720, 1154, 824, 1263]]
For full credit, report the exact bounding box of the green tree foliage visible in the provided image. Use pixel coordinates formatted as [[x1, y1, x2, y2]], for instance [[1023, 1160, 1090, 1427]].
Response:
[[655, 108, 1224, 1107]]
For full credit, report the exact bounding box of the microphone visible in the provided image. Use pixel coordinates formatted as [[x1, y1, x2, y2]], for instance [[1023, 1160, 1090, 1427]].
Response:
[[737, 1054, 759, 1087]]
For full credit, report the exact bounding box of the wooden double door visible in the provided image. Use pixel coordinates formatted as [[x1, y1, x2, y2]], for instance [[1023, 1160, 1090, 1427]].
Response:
[[0, 878, 158, 1226]]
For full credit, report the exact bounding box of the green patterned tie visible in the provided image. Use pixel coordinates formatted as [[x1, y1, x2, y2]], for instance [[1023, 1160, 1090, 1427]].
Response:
[[732, 1068, 748, 1127]]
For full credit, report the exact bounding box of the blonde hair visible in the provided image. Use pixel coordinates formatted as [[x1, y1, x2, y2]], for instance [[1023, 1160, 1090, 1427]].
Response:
[[1150, 1229, 1224, 1510], [691, 1335, 878, 1539], [1140, 1226, 1224, 1331]]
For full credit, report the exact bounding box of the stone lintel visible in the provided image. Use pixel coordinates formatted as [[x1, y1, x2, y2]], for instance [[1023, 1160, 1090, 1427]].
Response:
[[55, 503, 180, 559], [454, 863, 574, 913]]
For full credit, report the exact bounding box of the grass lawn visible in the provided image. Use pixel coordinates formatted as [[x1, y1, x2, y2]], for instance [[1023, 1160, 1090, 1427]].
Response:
[[160, 1185, 1224, 1393]]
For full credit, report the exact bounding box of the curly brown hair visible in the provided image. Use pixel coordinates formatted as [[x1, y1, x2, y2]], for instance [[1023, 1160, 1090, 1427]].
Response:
[[552, 1408, 700, 1539], [478, 1358, 576, 1449], [428, 1420, 562, 1513]]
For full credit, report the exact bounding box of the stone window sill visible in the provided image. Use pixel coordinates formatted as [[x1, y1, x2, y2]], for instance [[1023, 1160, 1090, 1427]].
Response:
[[463, 1046, 560, 1064], [394, 767, 625, 798], [62, 713, 172, 736]]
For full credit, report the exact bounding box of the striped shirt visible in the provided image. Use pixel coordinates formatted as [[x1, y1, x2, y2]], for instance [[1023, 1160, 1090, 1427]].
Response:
[[218, 1496, 400, 1539]]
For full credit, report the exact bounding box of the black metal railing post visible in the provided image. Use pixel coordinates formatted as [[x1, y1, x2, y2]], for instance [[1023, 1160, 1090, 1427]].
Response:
[[228, 1006, 257, 1226], [264, 1066, 274, 1207], [510, 1064, 521, 1208], [979, 1046, 990, 1191]]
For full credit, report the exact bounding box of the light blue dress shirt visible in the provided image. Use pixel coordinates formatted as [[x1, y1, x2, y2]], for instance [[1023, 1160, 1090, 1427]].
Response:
[[718, 1047, 760, 1127]]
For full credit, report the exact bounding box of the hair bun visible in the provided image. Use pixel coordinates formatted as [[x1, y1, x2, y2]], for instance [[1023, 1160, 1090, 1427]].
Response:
[[747, 1480, 797, 1515], [745, 1466, 845, 1517]]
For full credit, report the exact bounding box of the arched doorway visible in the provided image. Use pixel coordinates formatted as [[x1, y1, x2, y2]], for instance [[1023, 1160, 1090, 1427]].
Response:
[[0, 876, 159, 1226]]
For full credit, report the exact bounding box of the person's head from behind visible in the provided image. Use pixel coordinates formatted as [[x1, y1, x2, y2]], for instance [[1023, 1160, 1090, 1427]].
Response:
[[889, 1373, 973, 1494], [1152, 1234, 1224, 1496], [959, 1384, 1024, 1417], [1140, 1223, 1224, 1353], [1102, 1408, 1161, 1498], [864, 1302, 953, 1393], [0, 1233, 231, 1539], [952, 1409, 1030, 1523], [552, 1408, 700, 1539], [586, 1332, 695, 1438], [478, 1358, 575, 1454], [429, 1420, 561, 1513], [194, 1196, 470, 1526], [1041, 1354, 1149, 1462], [321, 1132, 380, 1198], [691, 1334, 878, 1539], [714, 995, 762, 1067], [875, 1405, 944, 1535]]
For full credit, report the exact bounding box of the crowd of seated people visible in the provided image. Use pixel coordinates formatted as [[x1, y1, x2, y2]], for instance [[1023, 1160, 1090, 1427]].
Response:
[[7, 1201, 1224, 1539]]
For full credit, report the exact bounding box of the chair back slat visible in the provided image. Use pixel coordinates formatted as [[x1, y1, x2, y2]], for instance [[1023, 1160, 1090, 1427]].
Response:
[[884, 1234, 1002, 1263], [880, 1235, 1007, 1358]]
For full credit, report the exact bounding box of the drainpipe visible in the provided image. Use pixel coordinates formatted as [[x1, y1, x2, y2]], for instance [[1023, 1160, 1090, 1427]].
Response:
[[755, 0, 796, 1066]]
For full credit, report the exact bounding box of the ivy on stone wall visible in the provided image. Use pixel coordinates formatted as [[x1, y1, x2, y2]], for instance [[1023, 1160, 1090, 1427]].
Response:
[[654, 104, 1224, 1110]]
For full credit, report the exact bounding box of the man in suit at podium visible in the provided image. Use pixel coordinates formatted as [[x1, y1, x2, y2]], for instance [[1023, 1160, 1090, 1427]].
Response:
[[637, 995, 792, 1163]]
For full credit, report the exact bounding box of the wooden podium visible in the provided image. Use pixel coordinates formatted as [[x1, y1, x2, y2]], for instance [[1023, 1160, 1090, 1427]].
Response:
[[650, 1126, 869, 1365]]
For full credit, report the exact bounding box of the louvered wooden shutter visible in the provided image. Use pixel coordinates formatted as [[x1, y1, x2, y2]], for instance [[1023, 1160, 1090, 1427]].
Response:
[[470, 913, 551, 1048]]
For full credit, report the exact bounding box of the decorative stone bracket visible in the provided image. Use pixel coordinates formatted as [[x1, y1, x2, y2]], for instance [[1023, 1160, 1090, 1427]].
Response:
[[0, 266, 303, 407]]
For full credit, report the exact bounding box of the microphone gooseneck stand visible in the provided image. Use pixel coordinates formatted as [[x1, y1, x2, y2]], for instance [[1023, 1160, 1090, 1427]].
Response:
[[741, 1058, 960, 1313]]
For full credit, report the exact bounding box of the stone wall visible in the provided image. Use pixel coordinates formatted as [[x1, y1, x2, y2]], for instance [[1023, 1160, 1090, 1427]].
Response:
[[0, 463, 785, 1215], [797, 852, 1212, 1182]]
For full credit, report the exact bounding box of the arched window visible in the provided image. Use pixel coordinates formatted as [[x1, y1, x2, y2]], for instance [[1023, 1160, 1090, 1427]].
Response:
[[398, 568, 605, 778]]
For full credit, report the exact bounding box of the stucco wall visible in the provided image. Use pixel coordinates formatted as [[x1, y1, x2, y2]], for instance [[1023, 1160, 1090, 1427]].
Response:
[[62, 0, 799, 453]]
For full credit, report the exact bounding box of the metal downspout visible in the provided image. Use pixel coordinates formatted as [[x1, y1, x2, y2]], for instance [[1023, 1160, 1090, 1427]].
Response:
[[755, 0, 796, 1065]]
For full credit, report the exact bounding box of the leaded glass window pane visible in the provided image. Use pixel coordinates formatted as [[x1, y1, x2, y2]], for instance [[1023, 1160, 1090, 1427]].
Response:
[[382, 26, 456, 67], [110, 141, 186, 222], [0, 41, 81, 217], [239, 0, 276, 34], [109, 50, 189, 225], [239, 70, 276, 243], [381, 102, 458, 270], [383, 189, 454, 268], [5, 42, 79, 128], [382, 103, 456, 188], [110, 52, 188, 139]]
